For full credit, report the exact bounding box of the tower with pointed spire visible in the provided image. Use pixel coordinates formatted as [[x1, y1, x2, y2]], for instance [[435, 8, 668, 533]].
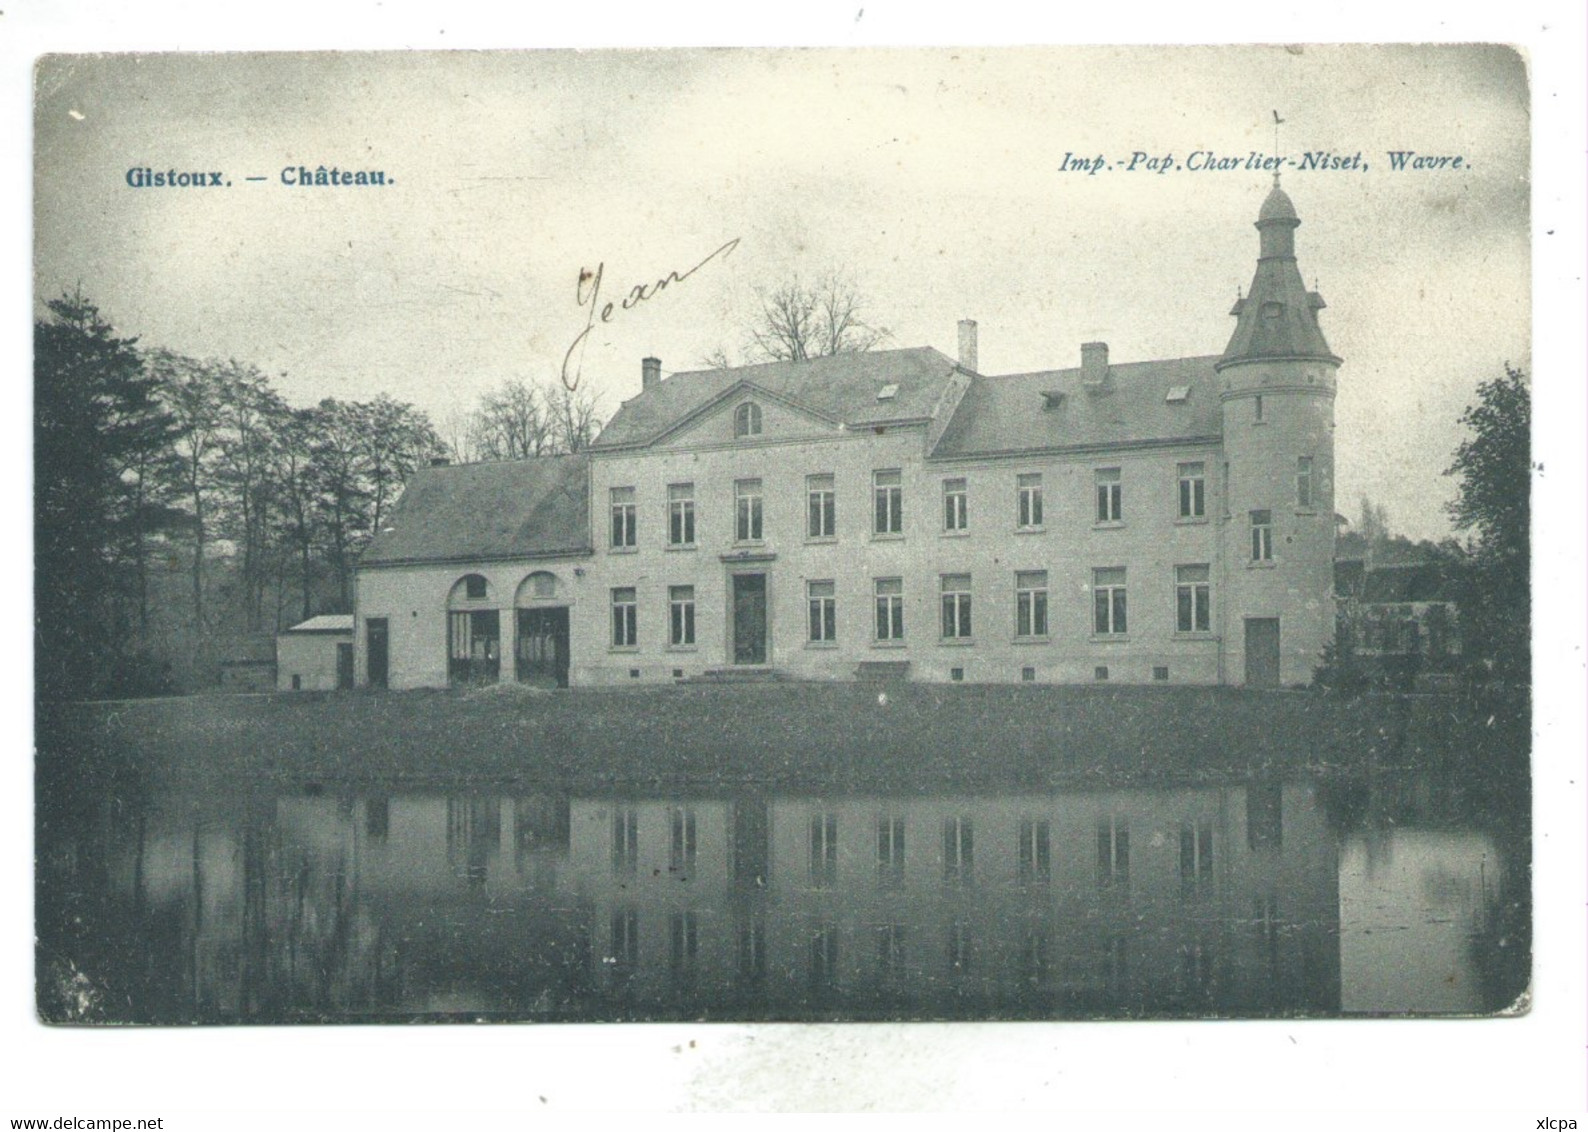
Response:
[[1216, 179, 1341, 686]]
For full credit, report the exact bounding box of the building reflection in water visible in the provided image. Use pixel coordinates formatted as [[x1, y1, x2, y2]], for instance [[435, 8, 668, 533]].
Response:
[[57, 774, 1390, 1021]]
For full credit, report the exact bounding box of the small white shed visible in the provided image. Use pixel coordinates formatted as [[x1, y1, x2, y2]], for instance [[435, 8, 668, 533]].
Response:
[[276, 615, 355, 691]]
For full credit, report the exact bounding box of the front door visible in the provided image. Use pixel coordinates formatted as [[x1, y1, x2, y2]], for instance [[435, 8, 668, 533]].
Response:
[[516, 607, 570, 688], [732, 573, 767, 664], [366, 618, 389, 689], [1244, 617, 1281, 688]]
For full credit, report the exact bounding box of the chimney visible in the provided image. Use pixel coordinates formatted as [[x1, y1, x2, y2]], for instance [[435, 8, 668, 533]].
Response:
[[641, 356, 662, 390], [957, 319, 979, 373], [1081, 341, 1110, 387]]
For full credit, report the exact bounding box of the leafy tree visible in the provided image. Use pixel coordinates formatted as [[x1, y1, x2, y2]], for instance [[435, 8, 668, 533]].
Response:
[[35, 290, 176, 698], [1444, 365, 1530, 684]]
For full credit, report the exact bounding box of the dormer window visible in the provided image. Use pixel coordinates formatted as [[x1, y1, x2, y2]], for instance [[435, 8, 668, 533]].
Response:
[[1261, 301, 1283, 320], [876, 383, 899, 402], [1165, 385, 1190, 404], [734, 402, 763, 438]]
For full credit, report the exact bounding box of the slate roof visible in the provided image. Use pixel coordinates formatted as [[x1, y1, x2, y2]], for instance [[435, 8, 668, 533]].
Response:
[[591, 347, 963, 450], [1220, 185, 1338, 369], [282, 614, 354, 634], [930, 355, 1224, 459], [360, 455, 591, 567]]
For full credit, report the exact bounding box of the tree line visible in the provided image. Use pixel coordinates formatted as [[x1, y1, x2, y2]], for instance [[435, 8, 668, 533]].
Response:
[[35, 290, 600, 700]]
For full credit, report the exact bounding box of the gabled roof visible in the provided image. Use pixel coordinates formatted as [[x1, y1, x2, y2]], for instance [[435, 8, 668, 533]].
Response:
[[282, 614, 354, 634], [930, 355, 1223, 459], [591, 347, 962, 450], [360, 455, 590, 567]]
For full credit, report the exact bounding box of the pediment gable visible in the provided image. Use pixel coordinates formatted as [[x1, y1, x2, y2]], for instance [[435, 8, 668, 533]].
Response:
[[654, 381, 843, 449]]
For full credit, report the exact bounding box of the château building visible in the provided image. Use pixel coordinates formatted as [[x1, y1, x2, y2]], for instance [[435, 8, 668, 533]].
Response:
[[355, 182, 1340, 689]]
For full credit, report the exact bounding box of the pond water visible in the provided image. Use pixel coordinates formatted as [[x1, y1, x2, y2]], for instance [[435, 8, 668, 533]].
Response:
[[36, 737, 1529, 1023]]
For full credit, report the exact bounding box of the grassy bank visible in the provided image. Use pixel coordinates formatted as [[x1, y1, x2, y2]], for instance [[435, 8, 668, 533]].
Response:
[[36, 682, 1528, 794]]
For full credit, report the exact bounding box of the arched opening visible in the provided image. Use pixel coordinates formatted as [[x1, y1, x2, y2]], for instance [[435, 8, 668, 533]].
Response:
[[514, 571, 570, 688], [734, 401, 762, 438], [447, 574, 500, 685]]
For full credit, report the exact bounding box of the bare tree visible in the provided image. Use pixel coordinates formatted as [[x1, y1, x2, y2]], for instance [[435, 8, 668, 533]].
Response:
[[470, 378, 552, 461], [546, 384, 602, 453], [743, 270, 891, 363]]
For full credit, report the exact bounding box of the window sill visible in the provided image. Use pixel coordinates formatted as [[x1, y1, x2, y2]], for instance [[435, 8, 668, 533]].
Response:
[[665, 543, 698, 552], [1175, 516, 1209, 526], [1014, 526, 1046, 535], [1089, 634, 1131, 643], [805, 535, 838, 546], [1253, 419, 1269, 426], [871, 533, 905, 543], [1093, 520, 1125, 531], [1294, 508, 1317, 517], [665, 644, 698, 653], [1012, 635, 1051, 646], [871, 639, 907, 649], [940, 529, 970, 538], [937, 637, 976, 647], [732, 540, 766, 550], [1173, 631, 1218, 641], [608, 546, 638, 555], [1247, 560, 1277, 570], [608, 645, 639, 653], [804, 640, 839, 650]]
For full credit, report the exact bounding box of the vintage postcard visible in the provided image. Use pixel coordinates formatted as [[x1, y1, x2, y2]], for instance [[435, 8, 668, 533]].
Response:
[[21, 28, 1570, 1115]]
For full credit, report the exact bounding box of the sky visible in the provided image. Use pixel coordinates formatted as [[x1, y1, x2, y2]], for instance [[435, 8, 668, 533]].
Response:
[[33, 44, 1531, 541]]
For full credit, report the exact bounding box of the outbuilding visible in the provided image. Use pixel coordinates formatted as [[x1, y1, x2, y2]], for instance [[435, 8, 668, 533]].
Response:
[[276, 614, 355, 691]]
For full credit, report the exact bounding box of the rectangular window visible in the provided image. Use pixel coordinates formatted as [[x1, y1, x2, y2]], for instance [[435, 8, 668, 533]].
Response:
[[1180, 819, 1214, 896], [1019, 818, 1051, 884], [667, 482, 695, 546], [1097, 815, 1129, 889], [807, 474, 836, 538], [611, 587, 637, 647], [874, 469, 903, 535], [1017, 473, 1044, 528], [1250, 510, 1273, 561], [807, 579, 836, 643], [940, 573, 973, 639], [810, 923, 839, 991], [668, 911, 698, 980], [1095, 467, 1122, 523], [610, 486, 636, 548], [669, 585, 695, 646], [877, 924, 906, 982], [610, 908, 639, 973], [1255, 394, 1264, 422], [735, 479, 763, 542], [669, 805, 697, 877], [1016, 570, 1049, 638], [736, 916, 767, 985], [943, 816, 973, 885], [942, 477, 968, 532], [1020, 925, 1051, 986], [1178, 461, 1206, 519], [809, 812, 838, 889], [946, 922, 971, 976], [1175, 565, 1211, 633], [1093, 567, 1127, 635], [877, 815, 905, 886], [611, 806, 638, 875], [875, 577, 904, 641], [1296, 456, 1314, 509]]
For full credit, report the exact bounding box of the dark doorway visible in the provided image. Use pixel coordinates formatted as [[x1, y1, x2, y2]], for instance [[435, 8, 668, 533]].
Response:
[[366, 618, 389, 689], [516, 607, 570, 688], [732, 573, 767, 664], [1244, 617, 1281, 688], [448, 609, 501, 685], [336, 643, 354, 690]]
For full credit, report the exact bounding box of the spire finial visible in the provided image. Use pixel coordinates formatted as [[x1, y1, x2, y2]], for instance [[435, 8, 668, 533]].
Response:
[[1272, 109, 1285, 162]]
